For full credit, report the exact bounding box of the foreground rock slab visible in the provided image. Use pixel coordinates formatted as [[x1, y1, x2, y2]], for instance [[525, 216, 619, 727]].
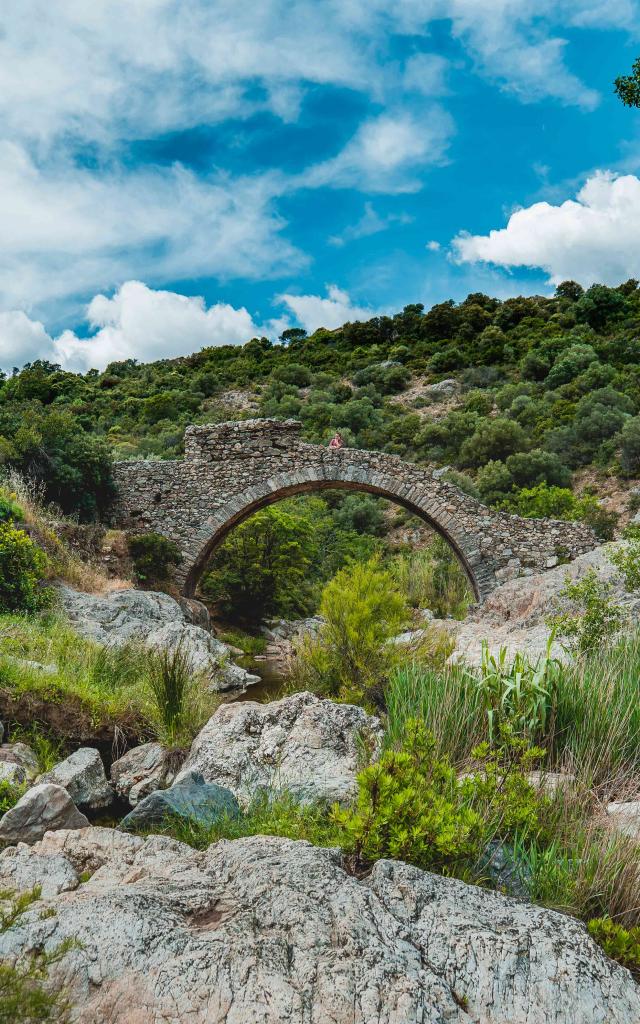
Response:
[[0, 828, 637, 1023], [0, 784, 89, 846], [175, 690, 383, 805], [38, 747, 113, 810]]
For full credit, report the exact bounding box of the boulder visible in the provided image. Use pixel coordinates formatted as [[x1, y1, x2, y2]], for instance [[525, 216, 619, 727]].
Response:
[[57, 584, 259, 691], [120, 772, 240, 833], [442, 542, 640, 668], [0, 741, 39, 784], [174, 690, 383, 806], [0, 829, 637, 1023], [38, 747, 113, 811], [0, 784, 89, 846], [111, 741, 182, 806]]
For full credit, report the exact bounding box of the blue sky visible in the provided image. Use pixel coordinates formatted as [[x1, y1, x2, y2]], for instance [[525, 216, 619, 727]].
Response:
[[1, 2, 640, 371]]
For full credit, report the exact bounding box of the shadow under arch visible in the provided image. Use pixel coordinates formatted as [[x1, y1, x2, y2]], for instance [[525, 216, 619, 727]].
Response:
[[182, 471, 484, 602]]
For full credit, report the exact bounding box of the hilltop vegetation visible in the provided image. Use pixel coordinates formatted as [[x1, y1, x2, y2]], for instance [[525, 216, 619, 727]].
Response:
[[1, 280, 639, 534]]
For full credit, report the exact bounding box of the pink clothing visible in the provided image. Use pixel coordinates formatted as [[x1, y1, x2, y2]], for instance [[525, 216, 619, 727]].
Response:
[[329, 435, 344, 450]]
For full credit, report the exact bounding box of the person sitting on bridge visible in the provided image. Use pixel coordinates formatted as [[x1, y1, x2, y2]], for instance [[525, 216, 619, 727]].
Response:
[[328, 431, 344, 450]]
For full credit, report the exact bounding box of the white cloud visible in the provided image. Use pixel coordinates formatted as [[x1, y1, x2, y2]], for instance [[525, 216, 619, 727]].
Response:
[[451, 171, 640, 286], [328, 202, 412, 246], [0, 143, 301, 313], [0, 282, 263, 373], [0, 311, 52, 370], [277, 285, 377, 332], [302, 109, 454, 193], [426, 240, 441, 252], [402, 53, 450, 96]]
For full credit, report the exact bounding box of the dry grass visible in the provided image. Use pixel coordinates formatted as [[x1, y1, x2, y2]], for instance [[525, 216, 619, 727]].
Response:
[[2, 471, 127, 594]]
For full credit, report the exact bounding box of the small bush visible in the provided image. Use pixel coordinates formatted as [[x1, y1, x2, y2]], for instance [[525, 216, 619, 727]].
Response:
[[588, 917, 640, 979], [0, 778, 26, 814], [128, 532, 182, 584], [549, 570, 624, 654], [0, 522, 50, 612], [290, 557, 408, 706], [331, 720, 484, 872]]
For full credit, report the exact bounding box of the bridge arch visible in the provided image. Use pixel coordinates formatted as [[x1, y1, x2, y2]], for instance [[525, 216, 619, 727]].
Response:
[[112, 419, 599, 603], [181, 468, 483, 601]]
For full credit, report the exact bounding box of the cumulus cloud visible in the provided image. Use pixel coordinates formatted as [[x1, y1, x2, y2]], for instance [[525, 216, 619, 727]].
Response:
[[277, 285, 377, 332], [302, 109, 454, 193], [452, 171, 640, 287], [0, 282, 262, 373]]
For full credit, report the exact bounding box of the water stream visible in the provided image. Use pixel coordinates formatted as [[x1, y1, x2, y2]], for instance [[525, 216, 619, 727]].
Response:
[[233, 655, 289, 703]]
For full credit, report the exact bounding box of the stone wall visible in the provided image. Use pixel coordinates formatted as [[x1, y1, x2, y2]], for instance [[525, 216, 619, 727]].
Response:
[[113, 419, 598, 601]]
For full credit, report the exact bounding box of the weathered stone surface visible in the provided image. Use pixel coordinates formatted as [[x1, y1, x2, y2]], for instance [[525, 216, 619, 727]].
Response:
[[0, 742, 39, 784], [112, 418, 598, 602], [0, 844, 79, 897], [0, 784, 89, 846], [440, 542, 640, 667], [607, 800, 640, 839], [57, 584, 260, 691], [110, 741, 181, 806], [0, 829, 637, 1023], [175, 690, 383, 806], [120, 772, 240, 832], [38, 747, 113, 810]]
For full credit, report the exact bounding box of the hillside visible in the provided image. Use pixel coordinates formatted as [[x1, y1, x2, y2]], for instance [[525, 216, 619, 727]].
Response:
[[2, 280, 640, 534]]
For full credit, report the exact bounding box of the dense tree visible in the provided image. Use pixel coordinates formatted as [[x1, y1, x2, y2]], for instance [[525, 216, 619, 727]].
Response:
[[615, 57, 640, 106]]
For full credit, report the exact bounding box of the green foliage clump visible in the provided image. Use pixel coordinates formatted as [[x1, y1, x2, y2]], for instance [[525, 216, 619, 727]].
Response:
[[499, 484, 617, 539], [588, 917, 640, 979], [549, 570, 624, 654], [331, 719, 483, 871], [332, 722, 546, 874], [293, 557, 408, 706], [146, 641, 218, 748], [0, 887, 73, 1023], [615, 56, 640, 107], [128, 532, 183, 584], [0, 522, 50, 612], [472, 641, 561, 744], [0, 778, 26, 814]]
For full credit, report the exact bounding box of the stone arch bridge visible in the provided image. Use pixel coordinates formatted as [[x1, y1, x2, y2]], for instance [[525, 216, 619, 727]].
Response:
[[113, 419, 598, 602]]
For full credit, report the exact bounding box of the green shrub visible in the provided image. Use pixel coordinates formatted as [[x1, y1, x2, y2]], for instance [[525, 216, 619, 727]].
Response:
[[128, 532, 182, 584], [588, 917, 640, 979], [0, 493, 24, 523], [609, 540, 640, 592], [330, 720, 484, 871], [331, 722, 547, 874], [472, 641, 561, 744], [499, 484, 617, 539], [0, 523, 50, 612], [0, 778, 26, 814], [549, 570, 624, 654], [291, 557, 408, 706]]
